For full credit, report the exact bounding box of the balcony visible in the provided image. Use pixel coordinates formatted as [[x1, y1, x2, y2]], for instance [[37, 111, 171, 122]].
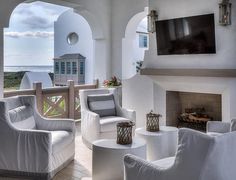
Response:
[[4, 80, 98, 120]]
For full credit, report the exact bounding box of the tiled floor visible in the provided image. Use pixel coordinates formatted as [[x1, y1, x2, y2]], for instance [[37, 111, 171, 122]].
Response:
[[53, 122, 92, 180], [1, 122, 93, 180]]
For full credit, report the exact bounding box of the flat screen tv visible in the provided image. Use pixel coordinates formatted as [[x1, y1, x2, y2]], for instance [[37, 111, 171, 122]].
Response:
[[155, 14, 216, 55]]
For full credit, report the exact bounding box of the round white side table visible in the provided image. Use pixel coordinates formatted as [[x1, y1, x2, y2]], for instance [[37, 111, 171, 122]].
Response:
[[135, 126, 178, 161], [92, 138, 146, 180]]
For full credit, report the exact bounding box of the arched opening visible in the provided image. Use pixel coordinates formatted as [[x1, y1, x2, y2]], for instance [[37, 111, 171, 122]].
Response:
[[122, 8, 148, 80], [4, 1, 102, 89], [4, 1, 69, 89]]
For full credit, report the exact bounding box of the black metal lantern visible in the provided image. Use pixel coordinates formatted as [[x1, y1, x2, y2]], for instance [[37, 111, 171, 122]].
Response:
[[219, 0, 232, 25], [147, 10, 158, 33]]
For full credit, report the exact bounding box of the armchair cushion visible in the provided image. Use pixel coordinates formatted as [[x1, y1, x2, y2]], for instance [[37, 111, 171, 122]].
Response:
[[152, 157, 175, 168], [51, 131, 74, 154], [87, 94, 116, 117], [8, 105, 36, 129], [100, 116, 130, 132]]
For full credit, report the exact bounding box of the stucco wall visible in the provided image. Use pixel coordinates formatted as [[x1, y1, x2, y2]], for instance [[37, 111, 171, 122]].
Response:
[[144, 0, 236, 69], [111, 0, 148, 78]]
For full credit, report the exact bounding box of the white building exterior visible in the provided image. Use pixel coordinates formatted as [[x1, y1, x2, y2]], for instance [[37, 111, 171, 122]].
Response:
[[53, 53, 85, 86], [20, 72, 52, 90], [54, 9, 93, 84], [54, 10, 148, 81]]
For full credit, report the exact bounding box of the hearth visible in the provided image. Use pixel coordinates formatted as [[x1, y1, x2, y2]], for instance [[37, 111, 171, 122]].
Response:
[[178, 108, 212, 131], [166, 91, 222, 131]]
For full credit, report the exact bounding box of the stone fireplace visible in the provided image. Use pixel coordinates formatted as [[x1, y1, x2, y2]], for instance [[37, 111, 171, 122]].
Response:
[[166, 91, 222, 131]]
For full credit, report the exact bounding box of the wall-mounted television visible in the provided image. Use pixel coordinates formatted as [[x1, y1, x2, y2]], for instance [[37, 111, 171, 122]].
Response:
[[155, 14, 216, 55]]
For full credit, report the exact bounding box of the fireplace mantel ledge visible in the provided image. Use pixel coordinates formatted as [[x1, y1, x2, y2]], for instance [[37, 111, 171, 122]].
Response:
[[140, 68, 236, 77]]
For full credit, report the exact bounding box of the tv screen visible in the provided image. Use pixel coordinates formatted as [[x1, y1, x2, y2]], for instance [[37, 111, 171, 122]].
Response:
[[156, 14, 216, 55]]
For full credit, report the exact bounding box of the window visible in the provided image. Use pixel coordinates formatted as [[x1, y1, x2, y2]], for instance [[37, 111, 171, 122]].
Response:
[[139, 34, 148, 48], [66, 62, 71, 74], [67, 32, 79, 45], [54, 61, 59, 74], [80, 62, 84, 75], [61, 62, 65, 74], [72, 62, 77, 75]]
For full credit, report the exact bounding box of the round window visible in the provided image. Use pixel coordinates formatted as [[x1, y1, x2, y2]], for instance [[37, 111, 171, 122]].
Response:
[[67, 32, 79, 45]]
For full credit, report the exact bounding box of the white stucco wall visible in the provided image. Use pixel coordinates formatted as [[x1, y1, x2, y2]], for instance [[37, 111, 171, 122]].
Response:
[[123, 0, 236, 127], [123, 74, 236, 127], [144, 0, 236, 69], [54, 10, 94, 84], [111, 0, 148, 78], [121, 9, 148, 79], [122, 74, 154, 128]]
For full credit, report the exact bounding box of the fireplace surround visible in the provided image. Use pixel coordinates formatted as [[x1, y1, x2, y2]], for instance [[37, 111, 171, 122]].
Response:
[[166, 91, 222, 131], [123, 75, 236, 128]]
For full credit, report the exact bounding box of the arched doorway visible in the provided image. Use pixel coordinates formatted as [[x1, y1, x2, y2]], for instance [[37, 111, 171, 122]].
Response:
[[4, 1, 69, 89], [4, 0, 105, 90], [122, 8, 148, 80]]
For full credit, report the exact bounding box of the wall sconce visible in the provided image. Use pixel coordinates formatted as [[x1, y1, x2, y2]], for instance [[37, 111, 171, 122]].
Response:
[[147, 10, 158, 33], [219, 0, 232, 25]]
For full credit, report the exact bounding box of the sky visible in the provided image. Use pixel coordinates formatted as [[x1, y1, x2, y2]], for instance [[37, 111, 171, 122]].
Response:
[[4, 1, 69, 66]]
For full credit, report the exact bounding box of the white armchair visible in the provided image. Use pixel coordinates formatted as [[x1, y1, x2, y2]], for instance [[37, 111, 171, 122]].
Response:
[[206, 119, 236, 136], [124, 128, 236, 180], [79, 88, 136, 148], [0, 95, 76, 180]]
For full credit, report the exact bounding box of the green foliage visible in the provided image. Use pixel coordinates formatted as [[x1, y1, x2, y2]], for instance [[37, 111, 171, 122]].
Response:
[[4, 71, 26, 90], [136, 61, 143, 73], [103, 76, 122, 87], [4, 71, 54, 90]]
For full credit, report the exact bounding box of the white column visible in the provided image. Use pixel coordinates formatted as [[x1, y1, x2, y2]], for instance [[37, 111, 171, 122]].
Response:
[[0, 28, 3, 98], [93, 39, 110, 86]]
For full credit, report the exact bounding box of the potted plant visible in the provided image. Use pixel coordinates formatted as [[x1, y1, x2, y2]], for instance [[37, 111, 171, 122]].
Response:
[[103, 76, 122, 87], [103, 76, 122, 105]]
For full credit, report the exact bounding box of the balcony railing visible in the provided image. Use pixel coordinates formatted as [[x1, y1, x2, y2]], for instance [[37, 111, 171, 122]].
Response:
[[4, 80, 98, 119]]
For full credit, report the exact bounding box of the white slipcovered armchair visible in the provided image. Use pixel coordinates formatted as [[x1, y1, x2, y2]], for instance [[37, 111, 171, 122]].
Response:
[[207, 119, 236, 136], [124, 128, 236, 180], [79, 88, 136, 148], [0, 95, 76, 180]]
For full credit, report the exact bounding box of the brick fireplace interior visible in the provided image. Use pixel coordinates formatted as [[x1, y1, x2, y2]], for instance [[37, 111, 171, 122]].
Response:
[[166, 91, 222, 131]]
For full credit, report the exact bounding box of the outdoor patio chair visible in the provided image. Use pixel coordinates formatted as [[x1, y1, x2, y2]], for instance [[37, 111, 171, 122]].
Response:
[[79, 88, 136, 148], [0, 95, 76, 180], [124, 128, 236, 180], [206, 119, 236, 136]]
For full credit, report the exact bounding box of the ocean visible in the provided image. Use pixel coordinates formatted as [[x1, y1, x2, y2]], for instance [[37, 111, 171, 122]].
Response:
[[4, 66, 54, 73]]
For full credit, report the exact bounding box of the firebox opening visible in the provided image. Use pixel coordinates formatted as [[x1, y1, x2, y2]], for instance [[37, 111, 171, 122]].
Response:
[[166, 91, 222, 131]]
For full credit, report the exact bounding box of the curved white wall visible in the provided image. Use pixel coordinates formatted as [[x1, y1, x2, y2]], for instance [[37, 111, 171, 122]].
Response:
[[54, 10, 94, 84], [122, 12, 148, 80]]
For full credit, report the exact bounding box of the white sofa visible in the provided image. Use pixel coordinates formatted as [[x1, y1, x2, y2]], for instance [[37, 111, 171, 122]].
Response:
[[207, 119, 236, 136], [79, 88, 136, 148], [0, 95, 76, 180], [124, 128, 236, 180]]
